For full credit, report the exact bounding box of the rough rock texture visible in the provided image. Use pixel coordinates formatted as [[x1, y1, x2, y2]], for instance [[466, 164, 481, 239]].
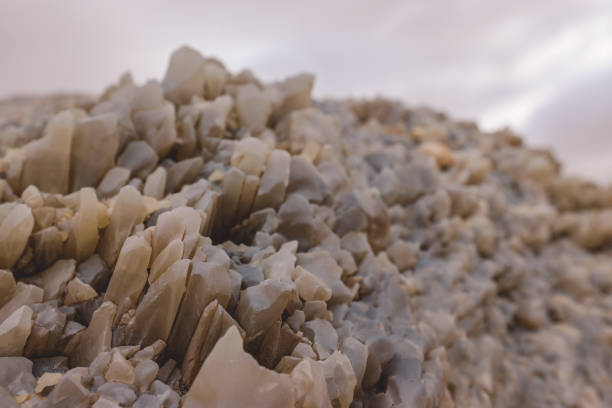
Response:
[[1, 46, 612, 407]]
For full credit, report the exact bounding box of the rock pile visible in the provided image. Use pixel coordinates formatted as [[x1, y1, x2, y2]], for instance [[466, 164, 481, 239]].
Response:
[[1, 46, 612, 407]]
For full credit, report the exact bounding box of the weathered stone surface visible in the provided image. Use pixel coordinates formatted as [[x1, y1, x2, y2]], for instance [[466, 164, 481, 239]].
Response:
[[0, 305, 33, 356], [66, 188, 100, 261], [98, 186, 147, 265], [0, 283, 43, 324], [20, 110, 74, 194], [167, 261, 231, 360], [183, 326, 295, 408], [71, 301, 116, 367], [252, 149, 291, 211], [70, 113, 119, 191], [236, 83, 271, 132], [125, 259, 188, 347], [0, 270, 16, 308], [28, 259, 76, 302], [236, 279, 296, 340], [0, 204, 34, 269], [97, 166, 131, 198], [162, 46, 206, 104]]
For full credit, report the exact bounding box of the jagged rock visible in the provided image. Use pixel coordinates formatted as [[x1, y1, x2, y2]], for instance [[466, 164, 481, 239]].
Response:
[[183, 326, 295, 408], [252, 149, 291, 211], [70, 113, 119, 191], [97, 382, 136, 406], [97, 166, 131, 198], [0, 203, 34, 268], [143, 166, 167, 199], [134, 359, 158, 393], [292, 266, 332, 302], [117, 141, 158, 179], [0, 306, 33, 356], [20, 110, 74, 194], [181, 300, 243, 386], [297, 251, 352, 305], [236, 84, 271, 132], [236, 279, 296, 340], [125, 259, 188, 347], [98, 186, 146, 265], [24, 305, 66, 356], [0, 269, 16, 308], [71, 301, 116, 367], [291, 358, 332, 408], [104, 349, 135, 385], [104, 235, 150, 317], [166, 157, 204, 194], [162, 46, 206, 104], [65, 188, 100, 262], [76, 254, 109, 293], [167, 261, 231, 360]]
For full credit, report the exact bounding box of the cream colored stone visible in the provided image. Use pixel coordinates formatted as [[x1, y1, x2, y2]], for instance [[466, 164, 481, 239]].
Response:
[[252, 149, 291, 211], [65, 187, 99, 261], [162, 46, 206, 104], [30, 259, 76, 301], [0, 283, 42, 324], [236, 84, 272, 132], [98, 186, 146, 265], [20, 110, 74, 194], [21, 185, 43, 209], [97, 167, 131, 198], [292, 266, 332, 302], [71, 301, 116, 367], [148, 238, 183, 284], [167, 262, 231, 360], [35, 372, 63, 394], [70, 113, 119, 191], [0, 270, 16, 308], [64, 277, 97, 306], [231, 136, 269, 176], [143, 166, 167, 200], [0, 305, 33, 356], [183, 326, 295, 408], [105, 350, 135, 385], [104, 235, 151, 312], [0, 204, 34, 269], [125, 259, 189, 347]]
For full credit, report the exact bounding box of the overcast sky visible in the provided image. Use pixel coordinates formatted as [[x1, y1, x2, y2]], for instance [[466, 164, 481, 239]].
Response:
[[1, 0, 611, 183]]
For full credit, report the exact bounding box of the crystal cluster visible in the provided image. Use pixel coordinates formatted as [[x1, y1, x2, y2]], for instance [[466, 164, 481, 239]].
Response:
[[1, 46, 612, 407]]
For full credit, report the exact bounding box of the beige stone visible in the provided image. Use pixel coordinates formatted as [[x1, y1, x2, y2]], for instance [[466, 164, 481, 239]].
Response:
[[143, 166, 167, 200], [20, 110, 74, 194], [64, 277, 97, 306], [236, 83, 272, 132], [125, 259, 189, 347], [105, 350, 135, 385], [0, 305, 32, 356], [183, 326, 295, 408], [252, 149, 291, 211], [65, 187, 99, 261], [293, 266, 332, 302], [0, 270, 16, 308], [70, 113, 119, 191], [104, 235, 151, 312], [0, 283, 42, 324], [97, 166, 131, 198], [167, 262, 231, 360], [35, 372, 63, 394], [98, 186, 146, 265], [0, 204, 34, 269], [162, 46, 206, 104], [71, 301, 116, 367], [29, 259, 76, 302]]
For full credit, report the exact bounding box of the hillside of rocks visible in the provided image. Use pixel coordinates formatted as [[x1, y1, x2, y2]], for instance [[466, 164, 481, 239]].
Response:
[[1, 46, 612, 407]]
